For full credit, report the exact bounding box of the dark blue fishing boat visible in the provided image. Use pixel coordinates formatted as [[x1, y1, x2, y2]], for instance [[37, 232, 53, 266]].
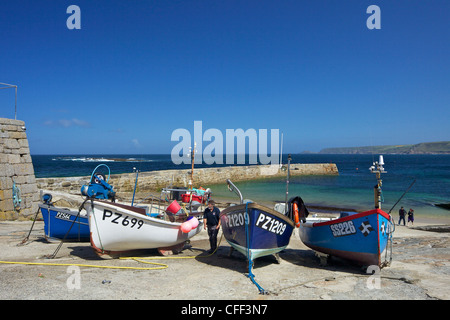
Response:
[[219, 170, 307, 294], [220, 202, 295, 261]]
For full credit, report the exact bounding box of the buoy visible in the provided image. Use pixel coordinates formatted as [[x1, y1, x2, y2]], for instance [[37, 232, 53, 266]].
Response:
[[189, 217, 199, 229], [180, 221, 192, 233]]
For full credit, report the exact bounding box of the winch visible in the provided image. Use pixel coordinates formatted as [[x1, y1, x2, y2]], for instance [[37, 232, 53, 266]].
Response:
[[81, 164, 116, 201]]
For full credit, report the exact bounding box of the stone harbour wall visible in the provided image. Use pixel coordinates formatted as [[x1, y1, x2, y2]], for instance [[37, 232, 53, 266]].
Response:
[[0, 118, 39, 220], [36, 163, 338, 196]]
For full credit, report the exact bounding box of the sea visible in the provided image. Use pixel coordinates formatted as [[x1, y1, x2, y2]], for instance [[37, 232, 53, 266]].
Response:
[[31, 154, 450, 219]]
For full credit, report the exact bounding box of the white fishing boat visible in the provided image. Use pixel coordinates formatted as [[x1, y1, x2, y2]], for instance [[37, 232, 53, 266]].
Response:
[[85, 199, 203, 256]]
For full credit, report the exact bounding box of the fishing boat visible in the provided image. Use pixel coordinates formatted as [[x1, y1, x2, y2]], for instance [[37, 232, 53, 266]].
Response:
[[220, 201, 296, 262], [85, 199, 203, 256], [39, 194, 90, 242], [37, 164, 118, 243], [299, 155, 395, 267], [220, 156, 307, 264], [220, 161, 308, 294]]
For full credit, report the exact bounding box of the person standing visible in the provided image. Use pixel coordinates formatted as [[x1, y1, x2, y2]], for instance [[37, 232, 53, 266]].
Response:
[[203, 200, 221, 253], [398, 206, 406, 226], [407, 209, 414, 226]]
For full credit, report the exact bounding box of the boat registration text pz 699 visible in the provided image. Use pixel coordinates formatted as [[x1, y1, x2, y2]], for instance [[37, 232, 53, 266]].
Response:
[[102, 209, 144, 229]]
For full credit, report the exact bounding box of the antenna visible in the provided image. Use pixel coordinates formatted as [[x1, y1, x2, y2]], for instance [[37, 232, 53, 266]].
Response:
[[369, 155, 387, 209]]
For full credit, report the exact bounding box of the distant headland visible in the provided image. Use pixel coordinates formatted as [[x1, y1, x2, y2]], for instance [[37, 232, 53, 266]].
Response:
[[317, 141, 450, 154]]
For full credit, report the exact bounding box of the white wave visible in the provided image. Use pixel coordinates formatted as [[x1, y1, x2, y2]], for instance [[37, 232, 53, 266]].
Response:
[[52, 157, 156, 163]]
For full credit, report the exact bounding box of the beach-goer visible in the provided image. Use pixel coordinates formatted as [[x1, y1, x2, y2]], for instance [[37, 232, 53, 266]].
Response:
[[407, 209, 414, 226], [398, 206, 406, 226], [203, 200, 221, 253]]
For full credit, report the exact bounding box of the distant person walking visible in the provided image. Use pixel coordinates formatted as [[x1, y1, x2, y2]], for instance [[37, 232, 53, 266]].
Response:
[[398, 206, 406, 226], [203, 200, 221, 253], [407, 209, 414, 226]]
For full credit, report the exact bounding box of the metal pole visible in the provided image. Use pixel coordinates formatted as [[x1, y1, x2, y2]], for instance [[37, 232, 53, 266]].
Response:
[[15, 86, 17, 120], [226, 179, 243, 204], [131, 168, 139, 206]]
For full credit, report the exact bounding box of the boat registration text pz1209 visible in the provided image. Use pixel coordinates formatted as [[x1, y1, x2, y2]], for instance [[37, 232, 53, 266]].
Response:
[[102, 209, 144, 229]]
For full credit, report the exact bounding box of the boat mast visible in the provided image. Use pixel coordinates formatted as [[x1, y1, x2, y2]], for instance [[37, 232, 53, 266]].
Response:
[[369, 155, 386, 209], [188, 142, 196, 189], [284, 154, 292, 213]]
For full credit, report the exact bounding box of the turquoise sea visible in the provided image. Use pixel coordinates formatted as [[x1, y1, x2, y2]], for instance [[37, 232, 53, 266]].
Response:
[[31, 154, 450, 219]]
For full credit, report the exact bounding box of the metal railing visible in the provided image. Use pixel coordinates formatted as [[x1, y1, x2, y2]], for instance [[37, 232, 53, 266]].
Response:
[[0, 82, 18, 119]]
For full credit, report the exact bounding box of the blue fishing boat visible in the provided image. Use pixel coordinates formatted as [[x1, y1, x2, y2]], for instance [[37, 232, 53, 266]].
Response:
[[39, 164, 117, 242], [39, 202, 90, 242], [220, 166, 308, 294], [299, 155, 395, 267], [220, 202, 295, 262], [299, 209, 393, 266]]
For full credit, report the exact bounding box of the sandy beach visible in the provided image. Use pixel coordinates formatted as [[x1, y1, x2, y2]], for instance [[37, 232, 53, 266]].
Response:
[[0, 199, 449, 302]]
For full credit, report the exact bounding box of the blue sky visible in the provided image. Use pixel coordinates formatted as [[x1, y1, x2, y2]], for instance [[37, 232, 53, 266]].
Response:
[[1, 0, 449, 155]]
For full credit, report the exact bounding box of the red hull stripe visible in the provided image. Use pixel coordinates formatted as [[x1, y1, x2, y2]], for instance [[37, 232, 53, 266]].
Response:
[[313, 208, 390, 227]]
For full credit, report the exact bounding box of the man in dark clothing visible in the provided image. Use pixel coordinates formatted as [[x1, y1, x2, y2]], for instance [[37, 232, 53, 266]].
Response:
[[398, 206, 406, 226], [203, 200, 221, 253], [407, 208, 414, 226]]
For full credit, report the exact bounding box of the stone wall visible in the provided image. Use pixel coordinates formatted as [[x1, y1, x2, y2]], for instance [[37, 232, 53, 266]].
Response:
[[0, 118, 39, 220], [36, 163, 338, 196]]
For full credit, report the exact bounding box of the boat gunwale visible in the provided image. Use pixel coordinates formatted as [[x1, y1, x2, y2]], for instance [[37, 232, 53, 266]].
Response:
[[311, 208, 390, 227], [87, 199, 185, 227], [38, 203, 81, 216]]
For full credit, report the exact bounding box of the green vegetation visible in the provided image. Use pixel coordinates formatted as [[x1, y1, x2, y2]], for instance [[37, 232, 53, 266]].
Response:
[[319, 141, 450, 154]]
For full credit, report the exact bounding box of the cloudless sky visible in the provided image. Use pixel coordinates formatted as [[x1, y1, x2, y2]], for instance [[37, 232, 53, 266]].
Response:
[[1, 0, 449, 154]]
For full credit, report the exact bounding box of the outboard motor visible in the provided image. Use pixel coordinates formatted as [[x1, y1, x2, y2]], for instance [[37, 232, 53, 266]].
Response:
[[81, 164, 116, 201], [42, 193, 53, 205]]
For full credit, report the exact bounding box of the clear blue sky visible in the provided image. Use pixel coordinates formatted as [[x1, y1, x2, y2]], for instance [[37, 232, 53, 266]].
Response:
[[1, 0, 449, 154]]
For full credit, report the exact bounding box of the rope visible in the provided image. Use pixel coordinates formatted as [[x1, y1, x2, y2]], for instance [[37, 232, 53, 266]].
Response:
[[12, 178, 22, 211], [2, 232, 224, 272], [47, 198, 89, 259], [244, 203, 267, 295], [18, 206, 42, 246], [381, 215, 396, 268], [0, 260, 168, 271], [90, 199, 105, 254]]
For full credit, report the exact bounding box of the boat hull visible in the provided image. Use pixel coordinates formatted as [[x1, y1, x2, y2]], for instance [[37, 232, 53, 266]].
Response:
[[39, 204, 90, 242], [299, 209, 393, 266], [85, 200, 203, 254], [220, 203, 295, 261]]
